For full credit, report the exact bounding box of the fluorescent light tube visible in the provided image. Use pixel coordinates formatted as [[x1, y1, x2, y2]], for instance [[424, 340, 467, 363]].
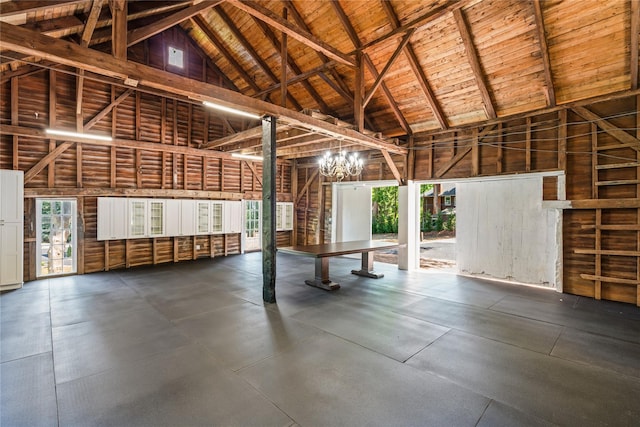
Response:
[[46, 129, 112, 142], [203, 101, 261, 120], [231, 153, 263, 161]]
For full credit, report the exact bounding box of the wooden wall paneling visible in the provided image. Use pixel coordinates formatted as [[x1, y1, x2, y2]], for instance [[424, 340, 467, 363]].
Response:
[[291, 161, 298, 245], [525, 117, 531, 172], [77, 196, 85, 274], [496, 122, 503, 173]]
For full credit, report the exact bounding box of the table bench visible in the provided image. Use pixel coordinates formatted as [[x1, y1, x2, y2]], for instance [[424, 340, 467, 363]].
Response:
[[278, 240, 400, 290]]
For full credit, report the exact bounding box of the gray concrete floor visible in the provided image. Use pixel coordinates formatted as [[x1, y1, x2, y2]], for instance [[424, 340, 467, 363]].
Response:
[[2, 252, 640, 426]]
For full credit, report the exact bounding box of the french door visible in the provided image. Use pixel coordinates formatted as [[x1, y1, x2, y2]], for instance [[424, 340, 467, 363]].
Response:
[[244, 200, 261, 252], [36, 199, 77, 277]]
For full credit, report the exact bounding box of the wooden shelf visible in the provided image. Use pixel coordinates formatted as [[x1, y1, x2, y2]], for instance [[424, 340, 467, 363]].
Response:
[[580, 274, 639, 285], [595, 180, 640, 187], [595, 162, 640, 170], [581, 224, 640, 231], [574, 249, 640, 256]]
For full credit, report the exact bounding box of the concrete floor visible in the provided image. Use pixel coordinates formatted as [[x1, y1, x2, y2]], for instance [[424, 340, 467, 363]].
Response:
[[2, 252, 640, 427]]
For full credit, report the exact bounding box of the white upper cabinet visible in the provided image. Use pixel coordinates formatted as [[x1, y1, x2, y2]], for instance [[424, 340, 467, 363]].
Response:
[[276, 202, 294, 231], [0, 170, 24, 289], [97, 197, 128, 241], [224, 201, 242, 234]]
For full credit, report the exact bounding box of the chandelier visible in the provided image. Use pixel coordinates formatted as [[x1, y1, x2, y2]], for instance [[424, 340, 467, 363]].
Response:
[[318, 149, 364, 181]]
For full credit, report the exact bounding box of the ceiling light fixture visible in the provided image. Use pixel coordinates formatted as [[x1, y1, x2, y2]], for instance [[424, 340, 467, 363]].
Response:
[[231, 153, 263, 161], [318, 146, 363, 182], [202, 101, 261, 120], [46, 129, 113, 142]]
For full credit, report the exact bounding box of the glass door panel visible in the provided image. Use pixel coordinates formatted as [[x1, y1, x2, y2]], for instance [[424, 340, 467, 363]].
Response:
[[36, 199, 77, 277], [244, 200, 261, 251]]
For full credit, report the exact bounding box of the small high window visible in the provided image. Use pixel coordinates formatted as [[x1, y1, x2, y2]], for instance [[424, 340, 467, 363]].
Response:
[[444, 195, 452, 206], [168, 46, 184, 68]]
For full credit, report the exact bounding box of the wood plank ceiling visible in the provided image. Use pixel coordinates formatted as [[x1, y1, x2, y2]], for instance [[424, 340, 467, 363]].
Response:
[[1, 0, 637, 161]]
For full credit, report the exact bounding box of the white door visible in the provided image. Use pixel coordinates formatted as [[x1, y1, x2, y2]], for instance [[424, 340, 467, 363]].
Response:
[[36, 199, 77, 277], [332, 184, 372, 242], [244, 200, 261, 252]]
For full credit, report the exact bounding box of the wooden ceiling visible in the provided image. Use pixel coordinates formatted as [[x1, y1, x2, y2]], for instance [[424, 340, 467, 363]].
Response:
[[1, 0, 638, 161]]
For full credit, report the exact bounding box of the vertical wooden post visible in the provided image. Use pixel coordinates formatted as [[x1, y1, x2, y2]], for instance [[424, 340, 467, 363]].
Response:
[[280, 7, 288, 107], [11, 77, 19, 170], [407, 135, 415, 181], [354, 51, 365, 132], [262, 115, 277, 303], [558, 109, 567, 171], [76, 197, 85, 274], [48, 70, 56, 188], [471, 128, 479, 176], [110, 0, 127, 60], [496, 122, 503, 174], [110, 86, 117, 187], [291, 160, 298, 245]]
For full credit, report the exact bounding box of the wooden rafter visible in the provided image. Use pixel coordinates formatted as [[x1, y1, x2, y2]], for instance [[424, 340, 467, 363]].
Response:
[[127, 1, 218, 47], [363, 29, 415, 107], [435, 125, 497, 177], [572, 106, 640, 152], [358, 0, 461, 52], [0, 0, 85, 16], [453, 8, 496, 119], [532, 0, 556, 106], [250, 15, 330, 113], [226, 0, 355, 67], [245, 161, 262, 186], [191, 15, 262, 94], [252, 60, 338, 99], [214, 6, 302, 110], [380, 1, 448, 130], [0, 22, 405, 154], [380, 149, 403, 184], [330, 0, 410, 134], [77, 0, 104, 118], [631, 0, 639, 90], [285, 0, 354, 105], [110, 0, 127, 60]]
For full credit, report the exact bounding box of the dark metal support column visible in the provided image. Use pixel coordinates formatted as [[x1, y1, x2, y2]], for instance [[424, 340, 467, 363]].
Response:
[[262, 115, 277, 303]]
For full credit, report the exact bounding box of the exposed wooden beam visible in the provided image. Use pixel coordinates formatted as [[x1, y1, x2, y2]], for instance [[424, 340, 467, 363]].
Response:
[[127, 1, 219, 47], [363, 29, 415, 107], [110, 0, 127, 60], [380, 149, 403, 184], [245, 161, 262, 186], [631, 0, 639, 90], [0, 22, 405, 154], [226, 0, 355, 67], [214, 6, 301, 110], [191, 15, 262, 94], [330, 0, 410, 135], [81, 0, 104, 47], [250, 15, 330, 113], [358, 0, 461, 52], [84, 88, 133, 130], [295, 169, 319, 205], [285, 0, 354, 105], [434, 125, 497, 177], [453, 8, 496, 119], [262, 115, 277, 303], [532, 0, 556, 106], [0, 0, 85, 16], [572, 106, 640, 151], [201, 125, 264, 149], [24, 142, 75, 183], [380, 1, 448, 130], [280, 7, 288, 108], [252, 60, 338, 99]]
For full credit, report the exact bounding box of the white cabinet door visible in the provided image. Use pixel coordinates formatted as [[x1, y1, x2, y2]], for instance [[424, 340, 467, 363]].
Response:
[[165, 199, 181, 237], [224, 201, 242, 234], [284, 203, 294, 230], [180, 200, 196, 236], [0, 221, 22, 287], [147, 200, 165, 237], [0, 170, 23, 223], [196, 201, 210, 235], [0, 170, 24, 289], [211, 201, 224, 234], [128, 199, 147, 238], [97, 198, 128, 240]]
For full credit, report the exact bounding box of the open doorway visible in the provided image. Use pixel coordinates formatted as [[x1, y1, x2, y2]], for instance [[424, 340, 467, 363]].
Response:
[[419, 183, 457, 272]]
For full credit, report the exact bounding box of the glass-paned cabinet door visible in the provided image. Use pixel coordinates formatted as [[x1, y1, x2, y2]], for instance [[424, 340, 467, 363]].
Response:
[[276, 204, 283, 230], [196, 201, 210, 234], [211, 201, 223, 234], [148, 200, 165, 236], [129, 199, 146, 237], [284, 203, 293, 230]]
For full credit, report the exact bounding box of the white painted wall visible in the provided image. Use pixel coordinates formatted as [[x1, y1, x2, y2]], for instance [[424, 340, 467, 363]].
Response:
[[456, 176, 560, 288], [332, 183, 372, 242], [398, 182, 419, 270]]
